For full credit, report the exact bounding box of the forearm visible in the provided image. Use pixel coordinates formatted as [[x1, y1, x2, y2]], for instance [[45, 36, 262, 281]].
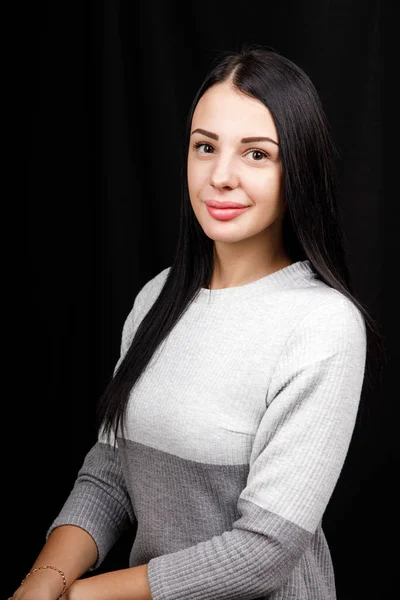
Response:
[[33, 524, 97, 579], [25, 526, 151, 600], [13, 525, 98, 599], [65, 565, 152, 600]]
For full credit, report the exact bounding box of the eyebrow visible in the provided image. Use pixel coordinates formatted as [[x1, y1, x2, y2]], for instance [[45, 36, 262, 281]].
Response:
[[191, 128, 279, 146]]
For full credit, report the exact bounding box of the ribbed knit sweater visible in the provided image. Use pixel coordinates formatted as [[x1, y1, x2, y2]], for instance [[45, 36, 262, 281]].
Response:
[[48, 260, 367, 600]]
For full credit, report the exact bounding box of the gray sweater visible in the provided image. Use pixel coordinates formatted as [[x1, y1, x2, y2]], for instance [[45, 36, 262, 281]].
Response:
[[48, 260, 367, 599]]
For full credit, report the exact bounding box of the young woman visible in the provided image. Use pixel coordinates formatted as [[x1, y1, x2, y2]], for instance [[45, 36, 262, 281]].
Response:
[[10, 44, 382, 600]]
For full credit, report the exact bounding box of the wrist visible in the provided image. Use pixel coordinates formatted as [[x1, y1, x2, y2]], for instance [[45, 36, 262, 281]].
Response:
[[21, 565, 67, 598]]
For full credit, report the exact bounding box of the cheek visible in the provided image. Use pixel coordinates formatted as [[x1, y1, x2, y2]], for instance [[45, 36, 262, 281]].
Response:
[[245, 170, 282, 201], [187, 159, 206, 196]]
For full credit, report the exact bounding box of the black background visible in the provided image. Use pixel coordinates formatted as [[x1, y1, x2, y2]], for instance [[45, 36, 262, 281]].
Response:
[[6, 1, 395, 598]]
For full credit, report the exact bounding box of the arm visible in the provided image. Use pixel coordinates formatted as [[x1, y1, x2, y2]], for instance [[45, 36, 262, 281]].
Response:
[[10, 290, 147, 600], [43, 283, 150, 568], [10, 526, 152, 600], [10, 274, 170, 600], [140, 297, 367, 599], [9, 525, 97, 599], [9, 439, 138, 600]]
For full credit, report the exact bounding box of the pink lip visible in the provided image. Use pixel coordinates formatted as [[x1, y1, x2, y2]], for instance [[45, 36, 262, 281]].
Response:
[[205, 204, 251, 221], [205, 200, 248, 208]]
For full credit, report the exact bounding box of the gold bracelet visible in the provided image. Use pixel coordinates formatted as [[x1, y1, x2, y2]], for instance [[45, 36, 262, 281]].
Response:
[[21, 565, 67, 598]]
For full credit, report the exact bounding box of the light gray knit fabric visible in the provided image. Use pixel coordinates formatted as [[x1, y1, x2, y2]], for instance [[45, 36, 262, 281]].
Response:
[[48, 260, 367, 599]]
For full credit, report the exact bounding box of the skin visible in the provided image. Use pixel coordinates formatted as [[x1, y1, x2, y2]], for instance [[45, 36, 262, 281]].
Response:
[[9, 526, 152, 599], [188, 78, 293, 289]]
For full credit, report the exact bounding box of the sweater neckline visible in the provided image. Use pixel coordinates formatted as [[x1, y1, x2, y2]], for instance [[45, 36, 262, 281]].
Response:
[[193, 260, 317, 304]]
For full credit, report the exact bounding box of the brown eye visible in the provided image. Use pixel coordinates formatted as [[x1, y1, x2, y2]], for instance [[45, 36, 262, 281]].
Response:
[[248, 150, 268, 161], [193, 142, 214, 154]]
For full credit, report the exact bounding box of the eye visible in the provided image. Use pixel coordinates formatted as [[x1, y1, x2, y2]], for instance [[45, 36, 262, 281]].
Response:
[[246, 149, 269, 161], [192, 141, 214, 154]]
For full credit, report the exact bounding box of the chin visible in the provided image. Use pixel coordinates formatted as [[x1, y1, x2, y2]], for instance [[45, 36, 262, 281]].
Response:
[[202, 228, 255, 244]]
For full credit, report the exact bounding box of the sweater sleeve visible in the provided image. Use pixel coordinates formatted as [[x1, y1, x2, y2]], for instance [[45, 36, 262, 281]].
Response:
[[46, 290, 143, 565], [46, 269, 170, 565], [147, 296, 367, 600]]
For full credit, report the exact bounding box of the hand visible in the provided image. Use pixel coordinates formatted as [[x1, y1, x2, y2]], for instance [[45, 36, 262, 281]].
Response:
[[8, 582, 56, 600], [8, 569, 64, 600]]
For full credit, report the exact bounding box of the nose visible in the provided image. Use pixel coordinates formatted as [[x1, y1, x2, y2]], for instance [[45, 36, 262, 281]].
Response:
[[210, 155, 239, 191]]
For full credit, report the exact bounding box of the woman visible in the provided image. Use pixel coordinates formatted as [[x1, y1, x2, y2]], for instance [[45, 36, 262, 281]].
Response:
[[11, 44, 382, 600]]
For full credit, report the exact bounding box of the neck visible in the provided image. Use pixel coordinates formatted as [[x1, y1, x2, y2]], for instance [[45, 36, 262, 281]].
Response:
[[209, 248, 293, 290]]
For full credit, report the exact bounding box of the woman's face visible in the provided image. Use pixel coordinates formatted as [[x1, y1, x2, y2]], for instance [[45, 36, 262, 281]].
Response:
[[187, 81, 286, 249]]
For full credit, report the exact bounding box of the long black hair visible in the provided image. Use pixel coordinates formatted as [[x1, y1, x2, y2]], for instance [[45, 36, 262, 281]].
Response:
[[96, 44, 384, 440]]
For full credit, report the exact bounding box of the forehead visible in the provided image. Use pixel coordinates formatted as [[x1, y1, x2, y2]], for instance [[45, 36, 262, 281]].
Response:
[[191, 81, 277, 139]]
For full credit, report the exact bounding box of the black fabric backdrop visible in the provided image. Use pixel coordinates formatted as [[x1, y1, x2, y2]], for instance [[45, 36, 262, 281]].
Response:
[[7, 1, 395, 598]]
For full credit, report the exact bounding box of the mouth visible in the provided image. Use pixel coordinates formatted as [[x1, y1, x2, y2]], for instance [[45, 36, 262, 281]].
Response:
[[205, 204, 251, 221], [204, 200, 249, 208]]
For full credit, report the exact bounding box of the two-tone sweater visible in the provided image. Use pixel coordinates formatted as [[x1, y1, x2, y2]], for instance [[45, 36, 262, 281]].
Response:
[[48, 260, 367, 600]]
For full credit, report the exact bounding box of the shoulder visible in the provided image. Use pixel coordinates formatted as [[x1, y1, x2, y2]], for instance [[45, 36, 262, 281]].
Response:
[[303, 287, 366, 335], [285, 286, 367, 359], [118, 266, 171, 354], [135, 266, 171, 305], [267, 288, 368, 403], [133, 266, 171, 321]]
